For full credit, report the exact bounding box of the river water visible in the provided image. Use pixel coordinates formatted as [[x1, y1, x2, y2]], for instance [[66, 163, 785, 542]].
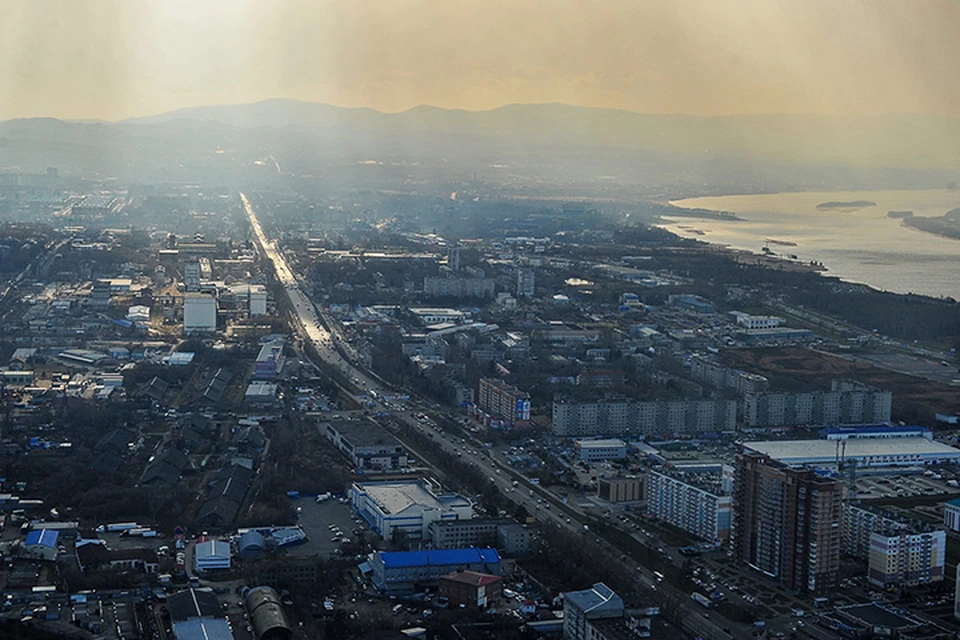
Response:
[[665, 190, 960, 300]]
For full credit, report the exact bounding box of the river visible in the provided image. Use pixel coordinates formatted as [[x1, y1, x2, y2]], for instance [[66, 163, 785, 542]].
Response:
[[664, 190, 960, 300]]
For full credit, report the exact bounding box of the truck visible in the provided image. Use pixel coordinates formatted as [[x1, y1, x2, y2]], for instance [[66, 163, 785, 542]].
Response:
[[96, 522, 138, 533], [691, 593, 712, 608]]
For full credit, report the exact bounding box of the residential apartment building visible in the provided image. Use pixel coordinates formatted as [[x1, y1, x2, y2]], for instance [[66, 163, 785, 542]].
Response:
[[744, 380, 891, 428], [868, 530, 945, 588], [688, 354, 769, 395], [423, 276, 495, 299], [552, 397, 736, 437], [646, 469, 732, 543], [730, 451, 843, 594], [842, 502, 913, 559], [477, 378, 530, 424]]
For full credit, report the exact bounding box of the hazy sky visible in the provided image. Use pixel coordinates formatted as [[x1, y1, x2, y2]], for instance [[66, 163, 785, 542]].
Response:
[[3, 0, 960, 121]]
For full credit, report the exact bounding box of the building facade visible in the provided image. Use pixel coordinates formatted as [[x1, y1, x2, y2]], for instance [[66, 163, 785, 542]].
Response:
[[744, 381, 892, 428], [646, 469, 732, 543], [562, 583, 625, 640], [477, 378, 530, 425], [351, 478, 474, 540], [368, 548, 501, 596], [575, 439, 628, 462], [730, 451, 843, 594], [597, 476, 644, 503], [552, 397, 736, 437], [868, 530, 945, 588]]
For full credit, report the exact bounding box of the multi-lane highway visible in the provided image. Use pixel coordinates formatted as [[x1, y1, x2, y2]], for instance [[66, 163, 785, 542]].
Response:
[[242, 191, 750, 640]]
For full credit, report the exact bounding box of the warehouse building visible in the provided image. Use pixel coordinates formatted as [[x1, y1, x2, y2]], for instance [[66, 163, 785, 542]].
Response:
[[244, 587, 292, 640], [167, 588, 234, 640], [743, 437, 960, 469], [367, 547, 501, 596], [324, 420, 409, 471], [351, 478, 473, 540], [195, 540, 231, 572], [575, 438, 627, 462], [183, 293, 217, 335]]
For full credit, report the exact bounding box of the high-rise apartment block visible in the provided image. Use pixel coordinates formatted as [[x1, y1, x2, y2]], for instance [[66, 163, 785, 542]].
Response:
[[730, 451, 842, 594]]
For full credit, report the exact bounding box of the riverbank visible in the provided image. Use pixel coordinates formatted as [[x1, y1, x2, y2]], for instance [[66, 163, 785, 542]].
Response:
[[664, 189, 960, 300]]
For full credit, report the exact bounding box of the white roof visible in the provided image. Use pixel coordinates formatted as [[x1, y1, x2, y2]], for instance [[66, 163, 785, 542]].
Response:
[[745, 437, 960, 464], [576, 439, 626, 448]]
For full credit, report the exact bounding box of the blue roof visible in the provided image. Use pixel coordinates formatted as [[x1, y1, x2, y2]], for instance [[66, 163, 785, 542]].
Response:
[[26, 529, 59, 547], [947, 498, 960, 508], [378, 547, 500, 568], [238, 530, 265, 551]]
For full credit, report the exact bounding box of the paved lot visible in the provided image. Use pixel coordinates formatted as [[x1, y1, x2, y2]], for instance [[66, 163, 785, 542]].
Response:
[[288, 497, 369, 557]]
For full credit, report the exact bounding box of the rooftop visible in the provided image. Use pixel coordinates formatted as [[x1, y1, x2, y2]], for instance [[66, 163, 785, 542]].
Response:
[[356, 480, 470, 515], [327, 420, 403, 450], [440, 570, 501, 587], [564, 582, 623, 615], [744, 437, 960, 465], [25, 529, 59, 547], [377, 548, 500, 569]]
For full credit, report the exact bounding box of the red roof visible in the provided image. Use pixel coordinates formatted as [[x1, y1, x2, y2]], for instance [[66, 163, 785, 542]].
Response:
[[440, 570, 501, 587]]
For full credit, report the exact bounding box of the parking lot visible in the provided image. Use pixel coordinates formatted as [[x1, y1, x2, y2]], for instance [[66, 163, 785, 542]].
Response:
[[855, 471, 959, 500], [287, 496, 370, 557]]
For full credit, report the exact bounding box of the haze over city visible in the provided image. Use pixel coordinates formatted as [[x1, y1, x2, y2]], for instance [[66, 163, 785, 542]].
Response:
[[5, 0, 960, 121], [3, 3, 960, 640]]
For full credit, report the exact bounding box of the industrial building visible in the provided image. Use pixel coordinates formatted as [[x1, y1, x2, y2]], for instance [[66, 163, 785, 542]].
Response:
[[731, 451, 842, 594], [574, 438, 627, 462], [351, 478, 474, 540], [646, 468, 732, 543], [367, 547, 501, 596], [167, 588, 234, 640], [22, 529, 59, 561], [244, 587, 293, 640], [477, 378, 530, 425], [743, 380, 892, 428], [742, 437, 960, 469], [408, 308, 467, 325], [438, 570, 502, 609], [253, 340, 285, 380], [244, 381, 278, 405], [323, 420, 409, 472], [428, 518, 530, 556], [194, 540, 231, 572], [183, 293, 217, 334], [552, 397, 736, 437]]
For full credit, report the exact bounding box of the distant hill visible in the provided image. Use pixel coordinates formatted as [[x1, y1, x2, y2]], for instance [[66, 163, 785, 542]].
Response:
[[111, 99, 960, 169], [3, 100, 960, 183]]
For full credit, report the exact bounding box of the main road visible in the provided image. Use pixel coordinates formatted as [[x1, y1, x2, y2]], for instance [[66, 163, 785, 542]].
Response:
[[242, 191, 748, 640]]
